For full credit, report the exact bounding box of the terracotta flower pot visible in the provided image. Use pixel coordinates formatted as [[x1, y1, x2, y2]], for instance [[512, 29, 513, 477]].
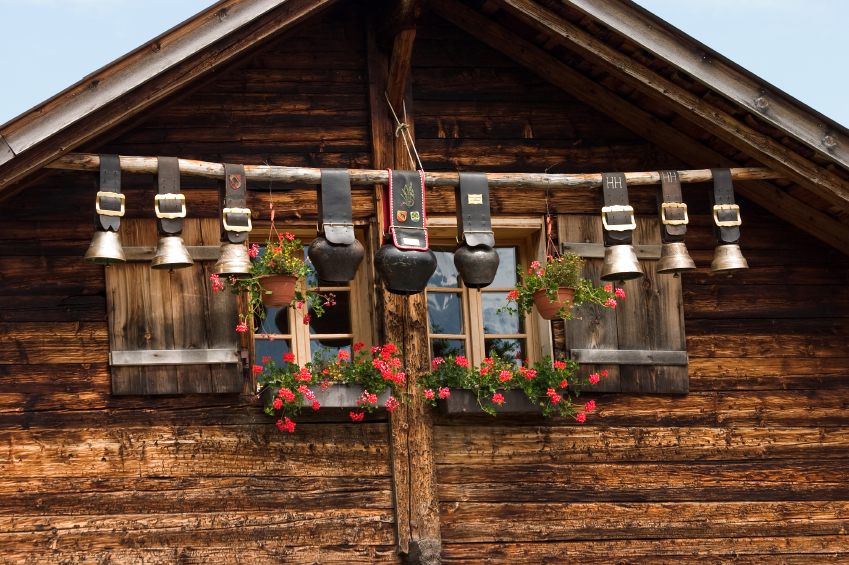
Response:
[[532, 287, 574, 320], [260, 275, 298, 308]]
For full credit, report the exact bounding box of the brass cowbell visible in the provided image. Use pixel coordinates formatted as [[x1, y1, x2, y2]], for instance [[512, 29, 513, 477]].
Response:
[[656, 242, 696, 277], [151, 236, 194, 271], [84, 229, 126, 266], [600, 245, 644, 282], [711, 243, 748, 276], [213, 242, 252, 277]]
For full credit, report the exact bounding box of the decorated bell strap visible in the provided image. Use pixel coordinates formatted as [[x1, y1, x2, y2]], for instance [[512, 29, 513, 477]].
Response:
[[600, 172, 635, 245], [387, 169, 428, 251], [219, 163, 250, 244], [318, 169, 355, 245], [709, 168, 741, 243], [456, 172, 495, 247], [656, 170, 687, 243], [95, 154, 124, 233], [155, 156, 186, 236]]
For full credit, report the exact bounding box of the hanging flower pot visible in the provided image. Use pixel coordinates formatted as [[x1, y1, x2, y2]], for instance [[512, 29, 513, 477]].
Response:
[[260, 274, 298, 308], [532, 287, 574, 320]]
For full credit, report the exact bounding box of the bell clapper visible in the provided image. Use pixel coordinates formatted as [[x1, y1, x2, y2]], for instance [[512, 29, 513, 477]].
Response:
[[673, 272, 679, 278]]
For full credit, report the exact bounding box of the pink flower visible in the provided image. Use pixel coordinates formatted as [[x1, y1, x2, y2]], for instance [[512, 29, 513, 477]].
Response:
[[424, 389, 435, 400], [550, 394, 562, 404], [272, 398, 283, 410], [262, 356, 271, 363], [492, 393, 505, 405], [252, 365, 262, 374], [515, 351, 523, 359], [589, 373, 600, 385], [576, 413, 586, 423], [283, 352, 296, 363], [286, 232, 295, 241], [546, 388, 556, 397], [585, 400, 596, 412], [382, 344, 397, 355], [604, 285, 613, 292], [279, 388, 295, 403], [498, 370, 512, 383], [371, 346, 381, 354], [438, 388, 450, 399], [350, 412, 364, 421], [303, 315, 311, 325], [507, 290, 520, 300], [531, 261, 541, 269], [248, 244, 259, 258], [312, 401, 321, 410], [524, 369, 537, 380], [297, 301, 304, 309], [385, 396, 401, 412], [296, 368, 312, 382], [455, 356, 470, 368], [338, 350, 350, 361], [235, 322, 248, 333], [210, 274, 225, 293], [605, 298, 617, 309], [601, 370, 609, 377], [615, 288, 626, 299], [554, 360, 566, 370], [277, 417, 296, 433], [559, 379, 567, 388], [353, 342, 365, 352]]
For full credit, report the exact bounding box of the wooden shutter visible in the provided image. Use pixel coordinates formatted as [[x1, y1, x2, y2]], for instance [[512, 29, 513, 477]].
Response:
[[106, 218, 245, 395], [558, 214, 688, 394]]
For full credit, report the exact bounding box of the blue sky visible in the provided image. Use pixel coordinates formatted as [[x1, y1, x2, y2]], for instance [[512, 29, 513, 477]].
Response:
[[0, 0, 846, 128]]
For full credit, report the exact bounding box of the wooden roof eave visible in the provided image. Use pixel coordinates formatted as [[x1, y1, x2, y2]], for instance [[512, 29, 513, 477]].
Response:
[[0, 0, 340, 196]]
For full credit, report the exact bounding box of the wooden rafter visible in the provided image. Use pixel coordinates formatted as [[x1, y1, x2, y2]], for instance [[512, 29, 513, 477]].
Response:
[[492, 0, 849, 212], [429, 0, 849, 255]]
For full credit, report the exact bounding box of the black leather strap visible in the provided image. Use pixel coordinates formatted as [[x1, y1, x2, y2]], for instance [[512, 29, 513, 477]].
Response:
[[95, 154, 122, 232], [657, 170, 686, 243], [709, 168, 741, 243], [156, 156, 183, 236], [600, 172, 633, 245], [219, 164, 249, 244], [318, 169, 355, 245], [456, 172, 494, 247], [388, 169, 428, 251]]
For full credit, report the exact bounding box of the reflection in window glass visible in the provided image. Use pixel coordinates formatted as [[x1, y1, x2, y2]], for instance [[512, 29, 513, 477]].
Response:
[[255, 307, 290, 335], [427, 292, 463, 335], [431, 339, 465, 359], [490, 247, 519, 287], [308, 291, 351, 335], [255, 338, 292, 364], [310, 338, 353, 359], [428, 246, 459, 288], [485, 338, 525, 366], [482, 292, 523, 334]]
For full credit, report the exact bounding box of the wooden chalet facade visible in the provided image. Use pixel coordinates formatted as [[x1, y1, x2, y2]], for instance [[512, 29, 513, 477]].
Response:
[[2, 0, 849, 563]]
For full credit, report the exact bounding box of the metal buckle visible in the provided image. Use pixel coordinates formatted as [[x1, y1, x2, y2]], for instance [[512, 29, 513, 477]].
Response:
[[223, 207, 252, 232], [154, 194, 186, 219], [661, 202, 688, 225], [601, 205, 636, 231], [95, 191, 125, 217], [713, 204, 741, 227]]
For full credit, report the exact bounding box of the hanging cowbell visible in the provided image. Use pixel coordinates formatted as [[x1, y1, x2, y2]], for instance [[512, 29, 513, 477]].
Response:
[[599, 172, 644, 282], [151, 156, 193, 272], [655, 170, 696, 277], [85, 154, 126, 266], [452, 172, 499, 288], [374, 169, 436, 295], [709, 168, 748, 276], [213, 164, 253, 277], [307, 169, 364, 283]]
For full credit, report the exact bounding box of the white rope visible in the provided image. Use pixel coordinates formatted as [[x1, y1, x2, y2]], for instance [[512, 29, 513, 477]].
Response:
[[385, 92, 424, 172]]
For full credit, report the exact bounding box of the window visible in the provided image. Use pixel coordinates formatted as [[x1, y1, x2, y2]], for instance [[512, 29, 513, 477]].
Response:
[[425, 217, 549, 367], [251, 228, 372, 366]]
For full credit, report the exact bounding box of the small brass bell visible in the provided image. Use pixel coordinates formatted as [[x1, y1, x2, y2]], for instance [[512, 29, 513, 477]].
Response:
[[711, 243, 748, 276], [151, 236, 194, 271], [84, 229, 126, 266], [657, 242, 696, 277], [601, 245, 644, 282], [213, 243, 252, 277]]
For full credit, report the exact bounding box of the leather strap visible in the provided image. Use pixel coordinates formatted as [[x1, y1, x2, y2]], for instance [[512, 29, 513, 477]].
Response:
[[388, 169, 428, 251], [95, 154, 122, 232], [657, 170, 686, 242], [156, 156, 183, 236], [219, 164, 249, 244], [456, 172, 494, 247], [600, 172, 633, 245], [709, 168, 741, 243], [318, 169, 355, 245]]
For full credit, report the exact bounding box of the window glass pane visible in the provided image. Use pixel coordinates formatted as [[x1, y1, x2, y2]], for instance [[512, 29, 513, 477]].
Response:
[[255, 338, 293, 364], [310, 338, 353, 359], [255, 307, 290, 335], [428, 246, 459, 288], [427, 292, 463, 335], [491, 247, 519, 288], [485, 338, 525, 366], [482, 292, 523, 334], [431, 339, 465, 359], [308, 291, 351, 335]]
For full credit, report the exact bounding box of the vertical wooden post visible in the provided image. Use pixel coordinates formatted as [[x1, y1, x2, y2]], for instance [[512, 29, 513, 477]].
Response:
[[366, 15, 441, 565]]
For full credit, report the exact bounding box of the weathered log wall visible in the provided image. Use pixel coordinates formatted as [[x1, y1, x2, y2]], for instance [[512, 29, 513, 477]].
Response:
[[0, 4, 847, 564]]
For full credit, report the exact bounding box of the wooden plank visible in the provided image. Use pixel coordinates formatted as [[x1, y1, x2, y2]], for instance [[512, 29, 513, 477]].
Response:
[[428, 0, 849, 255], [110, 349, 239, 366], [565, 0, 849, 173], [571, 349, 688, 366], [0, 135, 13, 166], [387, 30, 418, 112], [494, 0, 849, 212], [561, 242, 662, 259], [123, 245, 221, 261], [557, 215, 620, 392], [0, 322, 108, 364]]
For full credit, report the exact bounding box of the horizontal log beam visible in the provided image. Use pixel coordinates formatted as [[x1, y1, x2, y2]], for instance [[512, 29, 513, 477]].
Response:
[[45, 152, 782, 188]]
